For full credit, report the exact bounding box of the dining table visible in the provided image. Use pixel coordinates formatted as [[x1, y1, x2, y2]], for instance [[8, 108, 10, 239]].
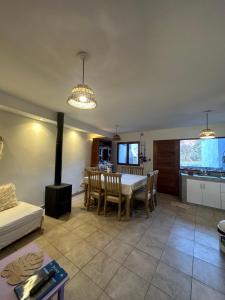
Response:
[[83, 173, 147, 220]]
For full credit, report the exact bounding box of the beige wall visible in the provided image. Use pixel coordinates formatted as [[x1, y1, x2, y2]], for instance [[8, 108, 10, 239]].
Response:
[[114, 123, 225, 173], [0, 110, 91, 206]]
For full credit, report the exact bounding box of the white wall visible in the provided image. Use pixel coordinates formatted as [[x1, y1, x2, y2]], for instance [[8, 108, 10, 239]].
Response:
[[114, 123, 225, 173], [0, 110, 91, 206]]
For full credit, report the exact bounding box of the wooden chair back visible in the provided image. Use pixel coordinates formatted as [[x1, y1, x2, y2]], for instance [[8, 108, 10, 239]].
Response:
[[130, 166, 144, 175], [104, 173, 122, 197], [84, 167, 99, 177], [120, 166, 130, 174], [88, 171, 102, 193], [153, 170, 159, 190], [120, 166, 144, 175], [146, 173, 154, 199]]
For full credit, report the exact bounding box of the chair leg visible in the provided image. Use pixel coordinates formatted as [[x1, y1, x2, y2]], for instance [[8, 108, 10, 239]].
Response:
[[149, 197, 154, 212], [104, 198, 107, 216], [118, 202, 121, 221], [154, 194, 157, 206], [86, 194, 91, 211], [97, 197, 101, 215], [145, 200, 150, 217]]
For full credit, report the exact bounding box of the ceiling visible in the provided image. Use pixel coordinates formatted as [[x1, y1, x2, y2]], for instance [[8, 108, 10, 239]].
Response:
[[0, 0, 225, 133]]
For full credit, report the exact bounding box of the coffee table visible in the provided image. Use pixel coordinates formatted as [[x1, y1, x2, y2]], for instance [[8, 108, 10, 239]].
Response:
[[0, 243, 69, 300]]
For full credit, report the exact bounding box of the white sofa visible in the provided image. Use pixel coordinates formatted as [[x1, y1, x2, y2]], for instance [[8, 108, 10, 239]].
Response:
[[0, 201, 43, 250]]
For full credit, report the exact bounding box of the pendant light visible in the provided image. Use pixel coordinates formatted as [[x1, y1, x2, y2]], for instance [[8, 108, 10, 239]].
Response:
[[67, 51, 97, 109], [113, 125, 121, 141], [199, 110, 216, 139]]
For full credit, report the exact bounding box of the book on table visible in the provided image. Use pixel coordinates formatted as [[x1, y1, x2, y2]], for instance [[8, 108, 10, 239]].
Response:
[[14, 260, 68, 300]]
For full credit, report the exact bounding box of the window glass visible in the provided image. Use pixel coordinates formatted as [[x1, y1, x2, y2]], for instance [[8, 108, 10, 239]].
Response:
[[118, 143, 127, 164], [129, 143, 139, 165], [180, 138, 225, 170]]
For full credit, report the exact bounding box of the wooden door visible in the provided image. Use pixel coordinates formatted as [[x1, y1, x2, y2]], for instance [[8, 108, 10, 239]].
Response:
[[153, 140, 180, 196], [91, 138, 99, 167]]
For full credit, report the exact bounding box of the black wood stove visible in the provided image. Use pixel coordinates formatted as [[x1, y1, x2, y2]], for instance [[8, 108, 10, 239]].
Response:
[[45, 113, 72, 218]]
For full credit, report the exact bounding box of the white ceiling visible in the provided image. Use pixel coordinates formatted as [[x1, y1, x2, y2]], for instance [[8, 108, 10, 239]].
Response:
[[0, 0, 225, 133]]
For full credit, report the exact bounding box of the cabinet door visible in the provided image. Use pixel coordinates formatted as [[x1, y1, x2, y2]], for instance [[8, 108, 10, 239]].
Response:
[[203, 181, 221, 209], [187, 179, 203, 205]]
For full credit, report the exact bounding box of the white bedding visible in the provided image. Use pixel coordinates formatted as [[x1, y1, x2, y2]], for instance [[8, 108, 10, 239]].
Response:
[[0, 201, 43, 249]]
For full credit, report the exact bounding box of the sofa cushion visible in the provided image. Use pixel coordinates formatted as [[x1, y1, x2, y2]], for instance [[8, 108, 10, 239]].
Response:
[[0, 183, 18, 212]]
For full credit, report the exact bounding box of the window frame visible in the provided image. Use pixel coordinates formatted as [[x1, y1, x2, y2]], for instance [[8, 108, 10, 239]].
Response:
[[117, 141, 140, 166]]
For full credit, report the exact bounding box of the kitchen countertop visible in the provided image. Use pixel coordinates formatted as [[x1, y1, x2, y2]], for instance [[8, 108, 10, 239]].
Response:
[[180, 173, 225, 202], [180, 173, 225, 183]]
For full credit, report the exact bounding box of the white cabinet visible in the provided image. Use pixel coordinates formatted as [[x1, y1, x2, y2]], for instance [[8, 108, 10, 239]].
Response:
[[187, 179, 221, 209], [187, 179, 203, 205], [202, 181, 221, 208]]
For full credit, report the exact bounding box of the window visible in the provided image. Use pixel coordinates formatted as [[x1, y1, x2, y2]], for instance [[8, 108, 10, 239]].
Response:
[[180, 138, 225, 170], [117, 142, 140, 165]]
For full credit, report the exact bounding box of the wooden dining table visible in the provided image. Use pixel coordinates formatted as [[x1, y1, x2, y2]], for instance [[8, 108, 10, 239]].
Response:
[[83, 173, 147, 220]]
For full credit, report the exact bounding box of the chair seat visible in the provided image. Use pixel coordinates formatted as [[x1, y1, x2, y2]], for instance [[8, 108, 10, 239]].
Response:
[[133, 190, 152, 201], [106, 194, 126, 203], [90, 190, 104, 199]]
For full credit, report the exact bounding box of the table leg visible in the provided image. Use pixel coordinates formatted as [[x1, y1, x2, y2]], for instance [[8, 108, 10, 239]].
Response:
[[57, 285, 65, 300], [126, 195, 131, 220]]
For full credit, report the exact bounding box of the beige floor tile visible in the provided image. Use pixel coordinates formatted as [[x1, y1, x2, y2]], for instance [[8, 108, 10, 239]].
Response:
[[124, 248, 159, 282], [57, 256, 79, 279], [136, 234, 165, 259], [65, 240, 99, 268], [194, 242, 225, 269], [191, 279, 225, 300], [103, 238, 133, 263], [44, 226, 69, 243], [64, 271, 102, 300], [152, 262, 192, 300], [98, 292, 112, 300], [50, 232, 82, 254], [167, 233, 194, 256], [145, 285, 173, 300], [171, 224, 195, 241], [195, 230, 220, 250], [161, 246, 193, 276], [86, 230, 113, 250], [117, 228, 143, 246], [193, 258, 225, 294], [41, 244, 62, 260], [82, 251, 120, 289], [72, 223, 98, 239], [105, 266, 149, 300]]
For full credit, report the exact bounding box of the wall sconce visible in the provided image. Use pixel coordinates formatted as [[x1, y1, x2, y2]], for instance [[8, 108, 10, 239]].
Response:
[[0, 136, 4, 159]]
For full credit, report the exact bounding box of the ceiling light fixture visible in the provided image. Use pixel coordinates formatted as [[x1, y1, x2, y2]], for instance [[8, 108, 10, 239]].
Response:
[[113, 125, 121, 141], [199, 110, 216, 139], [67, 51, 96, 110]]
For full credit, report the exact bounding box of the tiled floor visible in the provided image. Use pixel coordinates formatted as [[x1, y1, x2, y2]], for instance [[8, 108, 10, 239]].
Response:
[[1, 193, 225, 300]]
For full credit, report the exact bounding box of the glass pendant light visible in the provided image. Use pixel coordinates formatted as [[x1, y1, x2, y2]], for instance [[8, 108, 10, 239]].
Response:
[[199, 110, 216, 139], [67, 51, 97, 109]]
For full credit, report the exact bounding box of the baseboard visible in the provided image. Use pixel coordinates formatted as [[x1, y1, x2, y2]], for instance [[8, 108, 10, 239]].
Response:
[[72, 190, 85, 197]]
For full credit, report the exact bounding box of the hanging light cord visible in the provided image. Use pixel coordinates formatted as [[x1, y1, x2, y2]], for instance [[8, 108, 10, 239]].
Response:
[[82, 57, 85, 84], [206, 112, 208, 130]]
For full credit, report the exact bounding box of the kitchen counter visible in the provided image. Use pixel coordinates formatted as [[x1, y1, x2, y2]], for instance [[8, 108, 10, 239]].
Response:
[[180, 173, 225, 203]]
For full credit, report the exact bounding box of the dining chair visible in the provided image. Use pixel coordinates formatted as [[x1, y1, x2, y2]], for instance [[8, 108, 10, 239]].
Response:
[[120, 166, 131, 174], [103, 173, 125, 221], [87, 170, 103, 215], [84, 166, 99, 176], [132, 173, 154, 217], [129, 166, 144, 175], [153, 170, 159, 206]]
